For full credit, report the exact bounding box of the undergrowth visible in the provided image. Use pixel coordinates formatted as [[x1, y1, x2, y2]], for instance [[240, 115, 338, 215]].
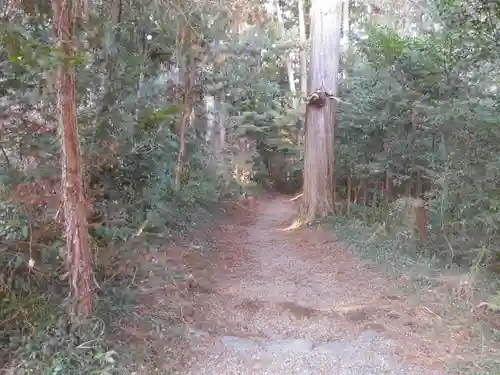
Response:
[[8, 318, 116, 375], [331, 205, 500, 375], [0, 173, 239, 374]]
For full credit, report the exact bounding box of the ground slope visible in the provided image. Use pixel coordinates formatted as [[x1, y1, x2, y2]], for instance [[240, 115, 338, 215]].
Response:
[[180, 196, 447, 375]]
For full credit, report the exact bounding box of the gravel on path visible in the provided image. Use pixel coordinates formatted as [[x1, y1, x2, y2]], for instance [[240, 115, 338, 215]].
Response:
[[182, 197, 447, 375]]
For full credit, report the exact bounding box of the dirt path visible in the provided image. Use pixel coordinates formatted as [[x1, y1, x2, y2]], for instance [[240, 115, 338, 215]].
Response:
[[181, 197, 447, 375]]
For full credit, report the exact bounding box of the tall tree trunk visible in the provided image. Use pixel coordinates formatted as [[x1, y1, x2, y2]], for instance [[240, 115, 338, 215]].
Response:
[[173, 71, 195, 190], [51, 0, 93, 317], [298, 0, 308, 99], [205, 95, 215, 144], [110, 0, 121, 24], [216, 100, 226, 152], [301, 0, 342, 222], [275, 0, 296, 103], [174, 23, 196, 190], [346, 169, 352, 217], [297, 0, 308, 168]]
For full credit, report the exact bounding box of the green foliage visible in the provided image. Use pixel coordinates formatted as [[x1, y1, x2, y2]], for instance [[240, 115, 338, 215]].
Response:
[[336, 1, 500, 269], [0, 202, 28, 241], [349, 204, 386, 227], [12, 319, 117, 375], [333, 10, 500, 369], [5, 0, 500, 371], [0, 0, 292, 371]]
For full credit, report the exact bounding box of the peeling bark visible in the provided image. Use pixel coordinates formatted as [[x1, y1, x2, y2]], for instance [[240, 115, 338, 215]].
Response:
[[51, 0, 93, 317]]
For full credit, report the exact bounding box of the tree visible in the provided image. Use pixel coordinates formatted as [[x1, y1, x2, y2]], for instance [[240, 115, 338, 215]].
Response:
[[173, 21, 197, 191], [51, 0, 93, 317], [298, 0, 308, 99], [300, 0, 343, 222], [297, 0, 308, 155]]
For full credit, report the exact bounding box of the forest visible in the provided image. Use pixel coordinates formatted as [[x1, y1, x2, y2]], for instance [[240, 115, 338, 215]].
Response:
[[1, 0, 500, 373]]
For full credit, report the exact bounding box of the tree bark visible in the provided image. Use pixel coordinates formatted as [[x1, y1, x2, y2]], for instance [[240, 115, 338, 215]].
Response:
[[174, 76, 195, 190], [298, 0, 308, 99], [174, 24, 196, 190], [51, 0, 93, 317], [363, 179, 368, 206], [297, 0, 308, 153], [347, 170, 352, 217], [301, 0, 342, 222], [110, 0, 121, 24]]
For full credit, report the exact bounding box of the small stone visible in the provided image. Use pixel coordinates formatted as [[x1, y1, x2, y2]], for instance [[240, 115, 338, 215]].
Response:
[[363, 323, 386, 333], [345, 308, 368, 322], [314, 341, 348, 354], [222, 336, 259, 351], [359, 329, 380, 341], [387, 311, 401, 319], [265, 338, 313, 353]]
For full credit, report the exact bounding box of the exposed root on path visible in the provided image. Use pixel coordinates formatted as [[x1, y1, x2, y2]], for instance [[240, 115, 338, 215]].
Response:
[[283, 192, 303, 202], [281, 217, 304, 231], [281, 209, 326, 231]]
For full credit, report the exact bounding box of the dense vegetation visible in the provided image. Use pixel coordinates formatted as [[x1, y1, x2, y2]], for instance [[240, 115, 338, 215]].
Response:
[[337, 2, 500, 270], [1, 0, 500, 373]]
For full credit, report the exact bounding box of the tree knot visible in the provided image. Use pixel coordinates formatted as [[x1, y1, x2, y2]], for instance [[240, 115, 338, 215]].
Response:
[[306, 89, 335, 109]]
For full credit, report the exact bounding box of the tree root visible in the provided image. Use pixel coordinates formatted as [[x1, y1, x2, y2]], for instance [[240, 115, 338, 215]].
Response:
[[281, 203, 317, 231], [282, 193, 303, 203], [281, 193, 333, 230], [282, 217, 305, 231]]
